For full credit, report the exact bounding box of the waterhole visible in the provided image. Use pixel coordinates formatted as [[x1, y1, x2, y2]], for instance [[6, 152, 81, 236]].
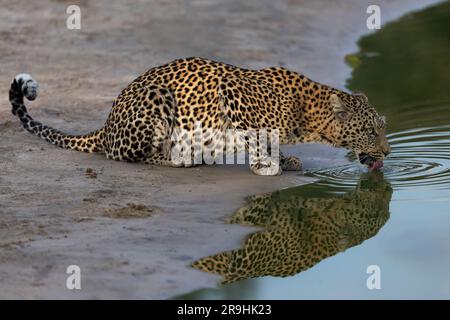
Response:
[[180, 1, 450, 299]]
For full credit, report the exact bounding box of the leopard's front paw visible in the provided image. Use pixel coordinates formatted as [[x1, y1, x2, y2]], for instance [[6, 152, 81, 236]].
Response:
[[281, 155, 302, 171], [250, 159, 282, 176]]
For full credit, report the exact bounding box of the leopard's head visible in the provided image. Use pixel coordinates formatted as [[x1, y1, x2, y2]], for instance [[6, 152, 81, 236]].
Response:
[[329, 92, 390, 170]]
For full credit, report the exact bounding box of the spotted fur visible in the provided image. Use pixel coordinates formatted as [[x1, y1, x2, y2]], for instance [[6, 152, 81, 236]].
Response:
[[9, 57, 390, 175], [192, 173, 392, 283]]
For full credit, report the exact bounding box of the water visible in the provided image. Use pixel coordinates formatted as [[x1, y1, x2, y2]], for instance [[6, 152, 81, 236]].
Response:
[[311, 125, 450, 199], [179, 2, 450, 299]]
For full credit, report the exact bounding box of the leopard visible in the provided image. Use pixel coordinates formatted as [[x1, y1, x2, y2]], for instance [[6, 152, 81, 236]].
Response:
[[9, 57, 391, 175], [192, 172, 392, 283]]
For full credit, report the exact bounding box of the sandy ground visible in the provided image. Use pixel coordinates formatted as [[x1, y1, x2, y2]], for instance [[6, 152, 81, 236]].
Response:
[[0, 0, 441, 299]]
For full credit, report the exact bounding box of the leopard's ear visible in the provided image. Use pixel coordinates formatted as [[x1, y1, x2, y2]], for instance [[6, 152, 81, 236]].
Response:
[[353, 91, 369, 102], [330, 94, 351, 121]]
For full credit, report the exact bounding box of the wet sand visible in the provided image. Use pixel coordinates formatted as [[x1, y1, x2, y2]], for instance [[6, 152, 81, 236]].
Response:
[[0, 0, 440, 299]]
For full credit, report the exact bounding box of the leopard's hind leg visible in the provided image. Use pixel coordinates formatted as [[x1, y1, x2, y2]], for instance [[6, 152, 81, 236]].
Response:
[[104, 85, 175, 166]]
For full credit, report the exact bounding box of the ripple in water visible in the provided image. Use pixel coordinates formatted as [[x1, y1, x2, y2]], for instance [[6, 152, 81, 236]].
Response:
[[307, 125, 450, 198]]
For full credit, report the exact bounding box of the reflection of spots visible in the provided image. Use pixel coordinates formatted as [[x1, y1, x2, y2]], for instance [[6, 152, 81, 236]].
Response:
[[193, 174, 392, 283]]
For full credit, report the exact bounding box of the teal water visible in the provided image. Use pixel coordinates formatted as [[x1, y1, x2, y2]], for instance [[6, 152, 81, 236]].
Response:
[[179, 2, 450, 299]]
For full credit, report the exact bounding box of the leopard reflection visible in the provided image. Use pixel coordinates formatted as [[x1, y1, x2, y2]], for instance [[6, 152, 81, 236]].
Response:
[[192, 172, 392, 283]]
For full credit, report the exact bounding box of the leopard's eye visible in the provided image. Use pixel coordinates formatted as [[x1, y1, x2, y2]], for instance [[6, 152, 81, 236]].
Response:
[[336, 111, 349, 120]]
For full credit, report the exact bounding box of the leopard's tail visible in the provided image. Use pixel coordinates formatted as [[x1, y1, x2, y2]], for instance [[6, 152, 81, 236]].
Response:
[[9, 74, 104, 153]]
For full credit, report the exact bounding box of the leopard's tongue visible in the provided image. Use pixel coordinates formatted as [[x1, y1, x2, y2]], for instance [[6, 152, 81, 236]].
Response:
[[368, 160, 384, 171]]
